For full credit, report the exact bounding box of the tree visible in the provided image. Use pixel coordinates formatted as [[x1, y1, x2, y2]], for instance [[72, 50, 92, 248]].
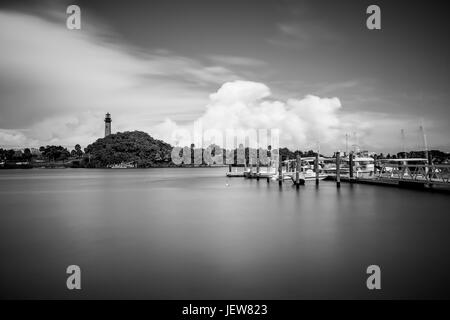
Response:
[[12, 150, 23, 161], [74, 144, 83, 158], [39, 146, 70, 162], [84, 131, 173, 168], [23, 148, 32, 162], [5, 149, 15, 161]]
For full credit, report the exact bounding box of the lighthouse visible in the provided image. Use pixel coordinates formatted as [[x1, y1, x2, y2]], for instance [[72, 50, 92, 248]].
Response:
[[104, 113, 112, 137]]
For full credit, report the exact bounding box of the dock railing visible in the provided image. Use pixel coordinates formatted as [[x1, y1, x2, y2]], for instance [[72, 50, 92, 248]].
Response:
[[375, 163, 450, 185]]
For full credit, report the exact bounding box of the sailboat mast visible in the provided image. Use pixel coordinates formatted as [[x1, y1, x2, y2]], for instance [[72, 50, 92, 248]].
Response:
[[345, 133, 349, 156], [419, 122, 430, 164], [352, 132, 359, 154], [401, 129, 406, 158]]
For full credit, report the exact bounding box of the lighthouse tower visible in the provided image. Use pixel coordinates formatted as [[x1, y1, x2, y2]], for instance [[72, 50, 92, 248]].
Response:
[[104, 113, 112, 137]]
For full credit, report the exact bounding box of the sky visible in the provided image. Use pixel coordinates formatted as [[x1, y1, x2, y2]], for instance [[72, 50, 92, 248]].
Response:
[[0, 0, 449, 154]]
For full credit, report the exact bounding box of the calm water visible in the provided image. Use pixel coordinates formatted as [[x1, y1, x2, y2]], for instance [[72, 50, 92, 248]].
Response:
[[0, 168, 449, 299]]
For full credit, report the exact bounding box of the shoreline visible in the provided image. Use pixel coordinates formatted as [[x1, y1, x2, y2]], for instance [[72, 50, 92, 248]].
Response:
[[0, 165, 229, 170]]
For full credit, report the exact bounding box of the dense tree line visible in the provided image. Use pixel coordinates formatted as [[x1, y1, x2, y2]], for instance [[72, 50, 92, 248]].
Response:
[[0, 148, 33, 162], [0, 145, 85, 168], [2, 132, 449, 168], [39, 146, 71, 162]]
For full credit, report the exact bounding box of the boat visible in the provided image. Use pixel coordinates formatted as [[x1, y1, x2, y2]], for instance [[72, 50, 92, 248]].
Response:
[[271, 169, 328, 182], [344, 156, 375, 178], [301, 169, 328, 181], [270, 173, 295, 181], [323, 155, 375, 178]]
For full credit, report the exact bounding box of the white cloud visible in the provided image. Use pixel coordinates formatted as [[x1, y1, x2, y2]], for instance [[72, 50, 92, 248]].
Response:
[[152, 80, 342, 151]]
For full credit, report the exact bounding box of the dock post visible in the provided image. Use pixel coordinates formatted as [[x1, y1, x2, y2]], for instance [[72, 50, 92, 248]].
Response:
[[336, 151, 341, 188], [349, 152, 354, 181], [296, 154, 301, 188], [278, 158, 283, 186], [315, 153, 320, 185], [256, 160, 260, 181]]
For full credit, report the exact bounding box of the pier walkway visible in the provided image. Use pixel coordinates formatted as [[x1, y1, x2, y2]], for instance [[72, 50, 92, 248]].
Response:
[[327, 163, 450, 191]]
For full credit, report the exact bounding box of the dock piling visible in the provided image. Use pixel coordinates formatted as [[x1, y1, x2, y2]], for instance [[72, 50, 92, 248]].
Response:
[[336, 152, 341, 188], [256, 160, 260, 181], [278, 158, 283, 186], [315, 153, 319, 185], [349, 152, 354, 180]]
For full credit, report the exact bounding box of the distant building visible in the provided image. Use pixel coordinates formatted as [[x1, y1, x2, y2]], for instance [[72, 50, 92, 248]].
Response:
[[105, 113, 112, 137]]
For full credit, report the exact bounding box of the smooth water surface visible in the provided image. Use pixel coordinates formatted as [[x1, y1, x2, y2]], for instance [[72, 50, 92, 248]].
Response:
[[1, 168, 449, 299]]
